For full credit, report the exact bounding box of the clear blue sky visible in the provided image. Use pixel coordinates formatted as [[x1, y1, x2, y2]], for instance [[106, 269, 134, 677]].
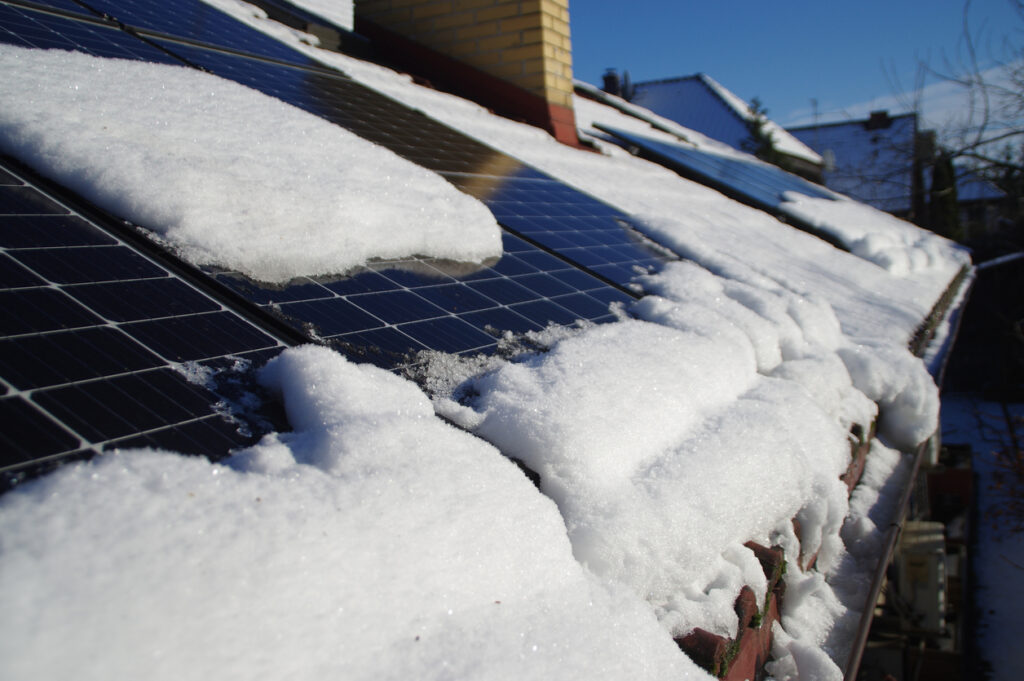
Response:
[[570, 0, 1021, 126]]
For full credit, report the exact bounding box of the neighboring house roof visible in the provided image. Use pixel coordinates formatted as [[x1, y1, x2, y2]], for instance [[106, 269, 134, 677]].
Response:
[[632, 73, 823, 165], [0, 2, 972, 681], [789, 112, 919, 213], [789, 112, 1007, 213]]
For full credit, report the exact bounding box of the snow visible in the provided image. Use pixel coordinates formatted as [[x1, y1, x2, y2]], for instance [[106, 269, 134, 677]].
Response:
[[440, 319, 853, 640], [182, 4, 968, 347], [0, 45, 501, 283], [781, 191, 968, 277], [0, 345, 707, 681], [282, 0, 354, 31]]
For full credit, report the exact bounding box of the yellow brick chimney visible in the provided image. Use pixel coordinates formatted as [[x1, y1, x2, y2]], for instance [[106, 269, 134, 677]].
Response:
[[354, 0, 579, 145]]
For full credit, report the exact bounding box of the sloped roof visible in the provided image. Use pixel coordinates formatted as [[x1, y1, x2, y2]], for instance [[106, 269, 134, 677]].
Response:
[[632, 73, 823, 165], [0, 1, 972, 680], [789, 112, 920, 213]]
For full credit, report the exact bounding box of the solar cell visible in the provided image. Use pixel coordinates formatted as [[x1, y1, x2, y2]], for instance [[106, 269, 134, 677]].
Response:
[[0, 396, 82, 466], [6, 0, 90, 16], [0, 1, 183, 63], [0, 159, 288, 484], [72, 0, 318, 66]]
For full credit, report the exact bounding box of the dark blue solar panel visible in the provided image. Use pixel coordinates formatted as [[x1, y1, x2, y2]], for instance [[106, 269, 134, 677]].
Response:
[[0, 214, 117, 247], [0, 160, 287, 483], [0, 1, 183, 62], [0, 287, 103, 334], [73, 0, 318, 66], [64, 278, 221, 321], [1, 396, 82, 466], [212, 231, 623, 360], [9, 0, 89, 14], [596, 124, 835, 208], [0, 185, 68, 214]]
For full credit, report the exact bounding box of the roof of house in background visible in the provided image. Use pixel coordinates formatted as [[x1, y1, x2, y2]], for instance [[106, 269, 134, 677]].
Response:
[[631, 73, 823, 165], [0, 1, 973, 680], [789, 111, 1007, 214], [789, 112, 921, 213]]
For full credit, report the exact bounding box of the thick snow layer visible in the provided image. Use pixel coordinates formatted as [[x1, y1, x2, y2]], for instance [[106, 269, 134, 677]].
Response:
[[0, 45, 501, 282], [445, 320, 855, 638], [0, 346, 707, 681], [769, 440, 908, 681], [781, 191, 969, 277]]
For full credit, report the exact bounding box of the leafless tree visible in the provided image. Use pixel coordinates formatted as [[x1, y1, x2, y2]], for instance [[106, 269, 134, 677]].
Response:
[[923, 0, 1024, 177]]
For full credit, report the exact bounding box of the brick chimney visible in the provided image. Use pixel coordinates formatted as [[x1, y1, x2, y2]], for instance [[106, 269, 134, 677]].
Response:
[[354, 0, 579, 146]]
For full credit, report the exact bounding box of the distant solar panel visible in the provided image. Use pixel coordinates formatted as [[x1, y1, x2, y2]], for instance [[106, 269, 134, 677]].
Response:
[[595, 125, 844, 245], [0, 158, 287, 485]]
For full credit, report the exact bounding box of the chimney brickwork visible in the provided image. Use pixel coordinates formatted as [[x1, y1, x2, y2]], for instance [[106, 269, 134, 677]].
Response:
[[354, 0, 578, 144]]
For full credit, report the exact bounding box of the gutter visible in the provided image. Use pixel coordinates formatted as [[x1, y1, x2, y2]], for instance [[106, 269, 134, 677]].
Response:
[[842, 266, 974, 680], [842, 435, 930, 681]]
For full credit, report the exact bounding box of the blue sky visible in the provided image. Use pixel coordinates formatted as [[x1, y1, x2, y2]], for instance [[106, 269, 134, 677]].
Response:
[[570, 0, 1021, 127]]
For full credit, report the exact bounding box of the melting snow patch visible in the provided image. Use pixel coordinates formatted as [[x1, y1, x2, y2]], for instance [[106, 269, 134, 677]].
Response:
[[0, 45, 501, 282], [0, 345, 704, 681]]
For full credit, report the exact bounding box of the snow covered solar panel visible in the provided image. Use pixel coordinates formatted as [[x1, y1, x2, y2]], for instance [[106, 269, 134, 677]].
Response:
[[147, 38, 674, 286], [0, 160, 286, 485], [0, 3, 652, 364], [596, 124, 842, 239]]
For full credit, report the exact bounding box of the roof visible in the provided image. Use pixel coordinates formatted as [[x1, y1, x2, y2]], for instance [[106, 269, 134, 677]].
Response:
[[789, 112, 1008, 214], [632, 73, 823, 165], [789, 112, 920, 213], [0, 1, 972, 680]]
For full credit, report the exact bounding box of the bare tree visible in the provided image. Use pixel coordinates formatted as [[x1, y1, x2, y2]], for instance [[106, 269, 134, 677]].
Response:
[[924, 0, 1024, 177]]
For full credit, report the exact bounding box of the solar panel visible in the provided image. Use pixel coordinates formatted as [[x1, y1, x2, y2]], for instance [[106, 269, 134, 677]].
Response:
[[0, 2, 665, 366], [211, 231, 634, 364], [10, 0, 89, 16], [0, 1, 184, 62], [595, 124, 844, 245], [72, 0, 319, 66], [0, 158, 288, 486]]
